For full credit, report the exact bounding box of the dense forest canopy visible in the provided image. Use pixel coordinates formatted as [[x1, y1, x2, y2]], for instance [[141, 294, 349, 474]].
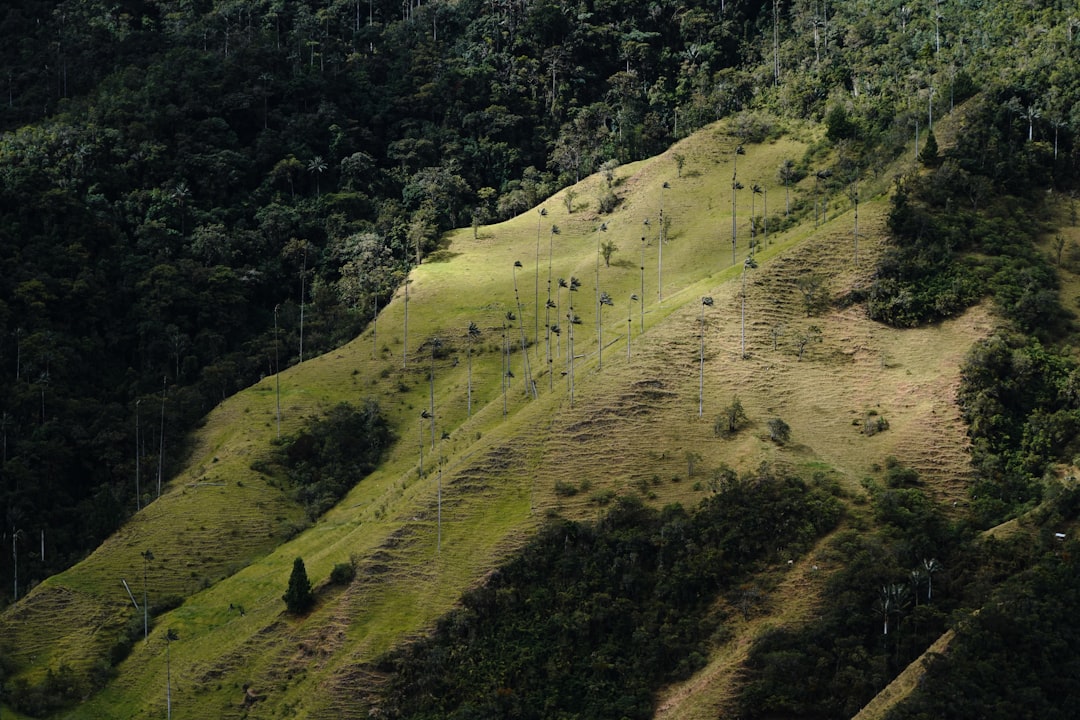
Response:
[[2, 0, 1080, 605]]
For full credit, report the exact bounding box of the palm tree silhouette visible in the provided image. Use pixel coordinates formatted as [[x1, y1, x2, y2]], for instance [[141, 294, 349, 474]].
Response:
[[466, 322, 481, 417], [598, 291, 614, 370], [699, 296, 714, 417]]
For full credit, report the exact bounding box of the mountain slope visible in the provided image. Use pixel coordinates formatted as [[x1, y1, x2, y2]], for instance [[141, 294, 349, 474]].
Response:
[[0, 117, 988, 719]]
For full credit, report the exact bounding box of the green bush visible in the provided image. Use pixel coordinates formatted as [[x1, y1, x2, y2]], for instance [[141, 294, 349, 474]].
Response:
[[274, 400, 394, 519], [330, 562, 356, 586]]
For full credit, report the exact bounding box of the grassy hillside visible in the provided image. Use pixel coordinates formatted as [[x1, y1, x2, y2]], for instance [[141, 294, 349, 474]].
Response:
[[0, 115, 988, 719]]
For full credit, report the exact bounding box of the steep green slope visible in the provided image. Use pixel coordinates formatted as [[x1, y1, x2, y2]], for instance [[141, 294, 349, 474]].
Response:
[[0, 109, 991, 719]]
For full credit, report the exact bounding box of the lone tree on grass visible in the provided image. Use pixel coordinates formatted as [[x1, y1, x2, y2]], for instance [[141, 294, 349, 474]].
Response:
[[796, 273, 829, 316], [715, 396, 749, 437], [796, 325, 823, 361], [283, 557, 314, 614], [600, 239, 618, 267], [466, 322, 481, 417], [767, 417, 791, 444], [699, 296, 714, 417]]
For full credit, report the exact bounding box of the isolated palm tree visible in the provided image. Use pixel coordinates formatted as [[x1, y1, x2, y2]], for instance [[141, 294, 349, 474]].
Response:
[[699, 296, 714, 417], [274, 304, 281, 438], [466, 321, 481, 417], [762, 185, 769, 245], [556, 278, 568, 358], [732, 145, 745, 264], [165, 628, 179, 719], [594, 222, 608, 335], [656, 184, 665, 306], [545, 224, 560, 383], [567, 277, 581, 403], [627, 294, 639, 361], [534, 207, 547, 350], [814, 169, 832, 226], [750, 183, 763, 246], [502, 311, 514, 416], [922, 558, 940, 601], [402, 278, 411, 369], [849, 181, 860, 266], [598, 291, 614, 369], [741, 256, 758, 359], [778, 159, 795, 216], [419, 410, 430, 475], [307, 155, 327, 195], [428, 336, 441, 448], [639, 233, 647, 333], [513, 261, 537, 399]]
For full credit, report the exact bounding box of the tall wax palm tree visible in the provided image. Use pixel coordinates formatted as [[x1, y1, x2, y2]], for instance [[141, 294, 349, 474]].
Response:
[[428, 337, 441, 449], [545, 298, 557, 390], [534, 208, 547, 350], [157, 375, 166, 498], [274, 304, 281, 438], [567, 276, 581, 404], [922, 558, 940, 601], [628, 294, 639, 360], [556, 278, 568, 358], [418, 411, 429, 476], [545, 224, 560, 383], [763, 185, 769, 245], [639, 232, 646, 333], [779, 159, 795, 216], [513, 261, 537, 399], [502, 311, 514, 416], [699, 297, 714, 417], [134, 400, 141, 509], [751, 183, 763, 250], [598, 291, 613, 370], [732, 145, 745, 264], [658, 181, 669, 304], [741, 256, 758, 359], [466, 321, 481, 417], [814, 169, 832, 226], [594, 222, 607, 335], [402, 278, 411, 369], [165, 628, 179, 719], [850, 181, 860, 266], [307, 155, 327, 195]]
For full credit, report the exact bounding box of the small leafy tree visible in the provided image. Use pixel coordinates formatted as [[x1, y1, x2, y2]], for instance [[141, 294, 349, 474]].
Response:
[[795, 273, 829, 316], [685, 450, 703, 477], [600, 239, 618, 267], [796, 326, 823, 361], [716, 396, 749, 437], [283, 557, 314, 614], [767, 418, 791, 444], [770, 323, 784, 351], [563, 188, 578, 214]]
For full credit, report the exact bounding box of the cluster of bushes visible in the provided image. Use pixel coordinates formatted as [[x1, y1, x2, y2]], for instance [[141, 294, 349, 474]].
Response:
[[958, 333, 1080, 526], [888, 486, 1080, 720], [737, 465, 962, 718], [375, 466, 842, 720], [867, 90, 1067, 336], [268, 400, 394, 519]]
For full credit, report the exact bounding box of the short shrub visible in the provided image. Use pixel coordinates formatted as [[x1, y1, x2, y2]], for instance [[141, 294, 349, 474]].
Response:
[[330, 562, 357, 586]]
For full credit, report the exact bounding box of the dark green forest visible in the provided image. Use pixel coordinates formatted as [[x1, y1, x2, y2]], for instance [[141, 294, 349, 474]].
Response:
[[6, 0, 1080, 715], [8, 0, 1080, 598]]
